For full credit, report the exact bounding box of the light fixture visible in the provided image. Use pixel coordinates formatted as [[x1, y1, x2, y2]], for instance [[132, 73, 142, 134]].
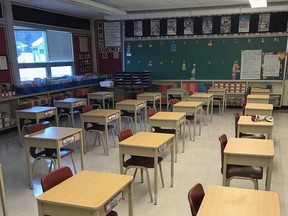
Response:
[[61, 0, 127, 15], [249, 0, 267, 8]]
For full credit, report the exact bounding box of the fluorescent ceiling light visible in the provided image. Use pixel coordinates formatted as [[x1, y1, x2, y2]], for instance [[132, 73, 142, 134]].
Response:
[[249, 0, 267, 8], [61, 0, 127, 15]]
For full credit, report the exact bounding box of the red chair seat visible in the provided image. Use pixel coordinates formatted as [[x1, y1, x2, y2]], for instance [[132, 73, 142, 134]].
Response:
[[124, 156, 163, 169]]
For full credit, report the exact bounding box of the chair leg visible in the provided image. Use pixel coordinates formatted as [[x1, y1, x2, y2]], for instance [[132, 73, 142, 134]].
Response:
[[186, 120, 192, 141], [111, 129, 116, 147], [159, 163, 165, 188], [70, 154, 77, 174], [140, 169, 144, 183], [143, 168, 153, 203], [253, 179, 259, 190], [133, 169, 138, 181], [99, 131, 106, 155]]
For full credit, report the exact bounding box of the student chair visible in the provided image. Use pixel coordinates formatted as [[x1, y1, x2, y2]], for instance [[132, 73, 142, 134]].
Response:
[[118, 128, 165, 203], [187, 183, 205, 216], [219, 134, 263, 190], [81, 106, 116, 154], [234, 112, 265, 139], [27, 123, 77, 177], [40, 167, 119, 216]]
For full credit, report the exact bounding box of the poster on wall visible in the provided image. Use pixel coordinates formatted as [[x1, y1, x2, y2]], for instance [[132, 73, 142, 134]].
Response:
[[104, 22, 121, 47], [184, 18, 194, 35], [220, 16, 231, 34], [240, 50, 262, 79], [239, 15, 250, 33], [167, 18, 177, 35], [134, 21, 143, 36], [79, 37, 88, 52], [202, 17, 213, 34], [151, 20, 160, 36], [263, 53, 280, 77], [258, 14, 270, 32]]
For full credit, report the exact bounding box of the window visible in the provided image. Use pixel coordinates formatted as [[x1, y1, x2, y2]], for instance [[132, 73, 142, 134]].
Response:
[[14, 27, 74, 81], [19, 68, 46, 81], [14, 30, 48, 63], [51, 66, 72, 77]]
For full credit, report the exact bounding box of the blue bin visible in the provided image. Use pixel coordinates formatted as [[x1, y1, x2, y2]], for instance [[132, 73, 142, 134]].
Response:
[[198, 84, 206, 92]]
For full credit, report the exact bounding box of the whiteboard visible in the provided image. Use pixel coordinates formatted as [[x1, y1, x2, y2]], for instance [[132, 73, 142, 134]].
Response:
[[240, 50, 262, 79], [104, 22, 121, 47]]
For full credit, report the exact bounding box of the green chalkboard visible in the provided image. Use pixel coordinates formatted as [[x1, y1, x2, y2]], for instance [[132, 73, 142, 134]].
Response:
[[124, 36, 287, 80]]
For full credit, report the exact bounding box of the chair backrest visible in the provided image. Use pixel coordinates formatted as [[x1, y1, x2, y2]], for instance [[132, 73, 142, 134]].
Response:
[[233, 112, 240, 137], [41, 166, 73, 192], [18, 102, 32, 110], [148, 108, 157, 117], [118, 128, 133, 142], [81, 105, 93, 113], [171, 98, 180, 105], [187, 183, 205, 216], [27, 123, 46, 135], [116, 96, 125, 102], [27, 123, 46, 158], [218, 134, 228, 174], [54, 95, 65, 101]]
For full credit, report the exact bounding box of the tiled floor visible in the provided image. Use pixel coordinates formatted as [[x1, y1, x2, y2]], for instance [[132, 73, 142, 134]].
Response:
[[0, 108, 287, 216]]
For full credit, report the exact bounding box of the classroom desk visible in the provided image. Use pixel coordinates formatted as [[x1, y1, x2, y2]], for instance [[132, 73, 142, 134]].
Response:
[[16, 106, 59, 139], [53, 98, 87, 127], [208, 88, 227, 112], [80, 109, 121, 156], [88, 91, 114, 109], [37, 171, 134, 216], [24, 127, 84, 188], [119, 132, 175, 205], [172, 101, 203, 142], [149, 111, 185, 155], [115, 99, 147, 132], [137, 92, 162, 111], [223, 138, 274, 191], [251, 88, 270, 95], [197, 185, 280, 216], [237, 116, 273, 139], [245, 103, 273, 116], [0, 164, 7, 216], [189, 93, 213, 125], [247, 94, 269, 104], [167, 88, 187, 108]]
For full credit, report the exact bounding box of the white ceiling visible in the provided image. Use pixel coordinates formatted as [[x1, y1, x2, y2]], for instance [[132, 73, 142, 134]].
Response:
[[10, 0, 288, 20]]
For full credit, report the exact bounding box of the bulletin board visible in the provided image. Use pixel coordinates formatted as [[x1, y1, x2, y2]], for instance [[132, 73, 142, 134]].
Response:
[[124, 36, 287, 80]]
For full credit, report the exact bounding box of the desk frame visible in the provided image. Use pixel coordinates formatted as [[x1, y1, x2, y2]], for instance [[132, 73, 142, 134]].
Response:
[[137, 92, 162, 111], [119, 132, 175, 205], [173, 101, 203, 142], [24, 127, 84, 188], [0, 164, 7, 216], [197, 185, 280, 216], [81, 109, 121, 156], [237, 116, 273, 139], [88, 91, 114, 109], [37, 171, 134, 216], [245, 103, 273, 116], [16, 106, 59, 139], [54, 98, 87, 127], [189, 93, 213, 125], [223, 138, 274, 191], [116, 100, 147, 132]]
